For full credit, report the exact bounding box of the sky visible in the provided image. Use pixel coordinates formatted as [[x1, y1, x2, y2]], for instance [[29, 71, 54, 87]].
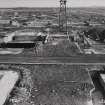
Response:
[[0, 0, 105, 7]]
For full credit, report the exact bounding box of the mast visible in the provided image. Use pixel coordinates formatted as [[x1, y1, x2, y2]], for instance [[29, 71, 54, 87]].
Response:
[[59, 0, 67, 34]]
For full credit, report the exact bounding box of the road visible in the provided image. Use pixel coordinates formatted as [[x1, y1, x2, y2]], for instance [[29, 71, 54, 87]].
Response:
[[0, 54, 105, 64]]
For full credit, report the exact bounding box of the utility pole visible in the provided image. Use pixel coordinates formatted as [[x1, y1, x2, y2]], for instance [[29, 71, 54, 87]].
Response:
[[59, 0, 67, 34]]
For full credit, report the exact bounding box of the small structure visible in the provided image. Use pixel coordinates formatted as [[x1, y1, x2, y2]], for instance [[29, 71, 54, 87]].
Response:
[[11, 20, 20, 27], [0, 19, 10, 25], [27, 20, 46, 27]]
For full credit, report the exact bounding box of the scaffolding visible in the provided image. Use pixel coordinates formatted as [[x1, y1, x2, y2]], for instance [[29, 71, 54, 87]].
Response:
[[59, 0, 67, 34]]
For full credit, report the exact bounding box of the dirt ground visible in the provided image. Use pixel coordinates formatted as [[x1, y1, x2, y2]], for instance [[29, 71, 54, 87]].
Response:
[[21, 39, 81, 57], [1, 64, 95, 105]]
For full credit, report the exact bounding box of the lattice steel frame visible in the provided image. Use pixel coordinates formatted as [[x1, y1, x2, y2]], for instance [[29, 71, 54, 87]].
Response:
[[59, 0, 67, 33]]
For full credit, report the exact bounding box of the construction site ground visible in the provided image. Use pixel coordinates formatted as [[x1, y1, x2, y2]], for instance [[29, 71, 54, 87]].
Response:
[[0, 38, 105, 63], [2, 64, 94, 105], [1, 64, 103, 105]]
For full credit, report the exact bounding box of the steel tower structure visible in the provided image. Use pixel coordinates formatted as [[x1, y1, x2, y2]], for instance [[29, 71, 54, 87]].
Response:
[[59, 0, 67, 34]]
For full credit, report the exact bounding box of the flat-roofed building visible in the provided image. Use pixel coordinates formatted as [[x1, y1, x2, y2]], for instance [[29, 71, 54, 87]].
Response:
[[0, 19, 10, 25]]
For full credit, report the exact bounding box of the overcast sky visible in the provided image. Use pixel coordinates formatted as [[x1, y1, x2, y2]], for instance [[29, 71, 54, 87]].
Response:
[[0, 0, 105, 7]]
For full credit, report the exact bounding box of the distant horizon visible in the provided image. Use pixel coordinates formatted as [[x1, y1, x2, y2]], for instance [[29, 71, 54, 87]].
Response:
[[0, 0, 105, 8], [1, 6, 105, 8]]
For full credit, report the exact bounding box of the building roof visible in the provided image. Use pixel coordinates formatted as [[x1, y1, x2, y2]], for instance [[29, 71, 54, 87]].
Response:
[[27, 21, 46, 27], [0, 19, 10, 24]]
